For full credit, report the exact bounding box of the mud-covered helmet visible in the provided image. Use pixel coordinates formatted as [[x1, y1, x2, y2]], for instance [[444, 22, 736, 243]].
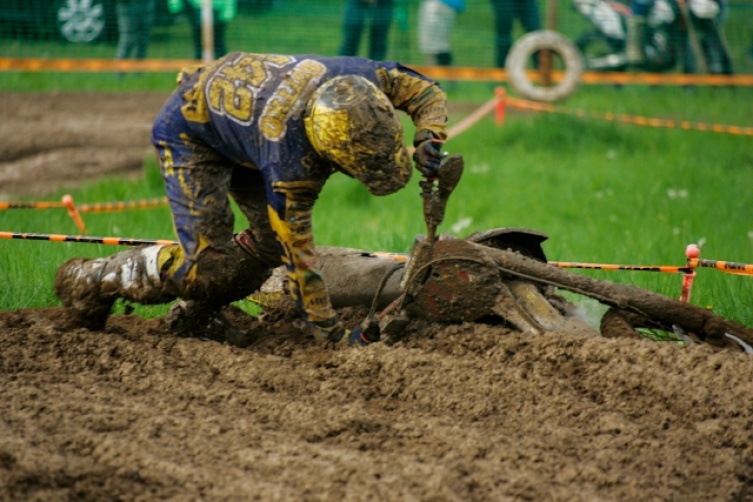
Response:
[[304, 75, 412, 196]]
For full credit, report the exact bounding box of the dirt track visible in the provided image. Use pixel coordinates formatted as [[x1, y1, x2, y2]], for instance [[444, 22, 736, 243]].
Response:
[[1, 93, 752, 501]]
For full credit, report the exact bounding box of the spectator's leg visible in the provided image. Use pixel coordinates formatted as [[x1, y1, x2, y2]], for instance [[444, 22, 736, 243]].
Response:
[[185, 3, 203, 60], [135, 0, 156, 60], [437, 52, 453, 66], [515, 0, 541, 67], [702, 20, 734, 74], [627, 0, 652, 65], [214, 15, 228, 59], [517, 0, 541, 33], [340, 0, 366, 56], [115, 2, 137, 59], [683, 35, 696, 74], [369, 0, 395, 60], [490, 0, 515, 67]]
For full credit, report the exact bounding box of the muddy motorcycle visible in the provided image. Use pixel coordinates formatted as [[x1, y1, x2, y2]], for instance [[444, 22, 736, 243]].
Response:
[[293, 229, 752, 353], [572, 0, 733, 74], [259, 155, 753, 353]]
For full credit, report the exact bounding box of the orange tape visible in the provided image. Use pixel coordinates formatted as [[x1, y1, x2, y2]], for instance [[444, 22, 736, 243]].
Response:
[[413, 66, 753, 87], [504, 96, 753, 136], [3, 58, 753, 87], [549, 261, 689, 273], [550, 260, 753, 277], [77, 197, 169, 213], [0, 57, 194, 73], [0, 231, 176, 246], [0, 201, 65, 210], [446, 95, 500, 140]]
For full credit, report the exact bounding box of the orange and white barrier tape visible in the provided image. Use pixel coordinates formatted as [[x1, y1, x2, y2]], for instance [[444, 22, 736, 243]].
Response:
[[1, 194, 169, 234], [3, 58, 753, 87], [550, 244, 753, 303], [494, 87, 753, 136]]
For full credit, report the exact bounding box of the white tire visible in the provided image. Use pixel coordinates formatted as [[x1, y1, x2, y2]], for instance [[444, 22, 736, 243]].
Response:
[[505, 30, 584, 103]]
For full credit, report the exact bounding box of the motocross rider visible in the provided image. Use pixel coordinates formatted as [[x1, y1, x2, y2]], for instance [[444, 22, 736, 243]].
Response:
[[54, 52, 449, 347]]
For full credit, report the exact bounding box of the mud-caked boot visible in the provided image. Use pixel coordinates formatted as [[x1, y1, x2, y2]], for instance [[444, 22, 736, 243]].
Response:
[[54, 245, 174, 330], [54, 257, 115, 330], [165, 300, 253, 346]]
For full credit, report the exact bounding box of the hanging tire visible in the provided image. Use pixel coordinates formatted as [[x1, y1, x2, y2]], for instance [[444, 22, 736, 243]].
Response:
[[505, 30, 584, 103]]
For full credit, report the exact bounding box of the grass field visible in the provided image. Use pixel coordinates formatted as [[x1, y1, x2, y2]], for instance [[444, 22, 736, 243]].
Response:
[[1, 70, 751, 330]]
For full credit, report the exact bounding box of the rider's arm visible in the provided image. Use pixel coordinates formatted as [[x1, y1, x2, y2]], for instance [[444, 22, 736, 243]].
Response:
[[374, 63, 449, 143]]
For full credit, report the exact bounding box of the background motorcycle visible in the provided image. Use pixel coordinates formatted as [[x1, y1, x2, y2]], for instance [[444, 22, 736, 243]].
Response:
[[572, 0, 733, 74]]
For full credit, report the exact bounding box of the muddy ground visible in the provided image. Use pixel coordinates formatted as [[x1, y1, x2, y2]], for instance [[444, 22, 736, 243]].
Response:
[[1, 93, 752, 501]]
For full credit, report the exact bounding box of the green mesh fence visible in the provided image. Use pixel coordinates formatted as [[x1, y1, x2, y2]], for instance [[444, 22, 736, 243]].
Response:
[[0, 0, 750, 74]]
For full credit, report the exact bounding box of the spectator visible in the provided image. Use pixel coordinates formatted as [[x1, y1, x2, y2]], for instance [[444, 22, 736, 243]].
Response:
[[168, 0, 238, 60], [489, 0, 541, 68], [115, 0, 156, 61], [418, 0, 465, 67], [685, 2, 733, 75], [339, 0, 395, 61], [628, 0, 732, 74]]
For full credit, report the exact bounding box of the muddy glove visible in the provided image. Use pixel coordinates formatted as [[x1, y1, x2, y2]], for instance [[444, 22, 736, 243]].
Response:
[[314, 325, 372, 347], [413, 130, 444, 178], [344, 327, 371, 347]]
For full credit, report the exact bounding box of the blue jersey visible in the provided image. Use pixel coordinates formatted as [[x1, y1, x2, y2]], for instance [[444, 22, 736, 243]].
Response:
[[152, 52, 448, 338]]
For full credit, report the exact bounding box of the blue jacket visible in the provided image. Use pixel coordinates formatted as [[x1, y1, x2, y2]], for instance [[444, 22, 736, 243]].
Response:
[[440, 0, 466, 13]]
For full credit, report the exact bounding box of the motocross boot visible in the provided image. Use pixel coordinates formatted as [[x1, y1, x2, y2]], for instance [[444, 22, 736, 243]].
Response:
[[165, 300, 254, 346], [626, 15, 647, 66], [54, 245, 174, 330]]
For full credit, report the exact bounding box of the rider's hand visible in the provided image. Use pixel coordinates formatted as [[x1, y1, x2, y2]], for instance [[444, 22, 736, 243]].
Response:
[[315, 325, 372, 347], [343, 327, 371, 347], [413, 130, 444, 178]]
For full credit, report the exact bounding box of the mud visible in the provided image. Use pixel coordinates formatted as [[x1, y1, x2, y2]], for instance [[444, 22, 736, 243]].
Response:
[[2, 92, 753, 501], [0, 92, 167, 198]]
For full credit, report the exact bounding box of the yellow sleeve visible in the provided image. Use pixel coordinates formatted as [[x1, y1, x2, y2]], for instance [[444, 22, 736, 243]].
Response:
[[375, 66, 449, 142]]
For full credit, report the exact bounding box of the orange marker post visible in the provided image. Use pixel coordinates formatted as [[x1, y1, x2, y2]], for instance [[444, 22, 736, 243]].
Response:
[[495, 87, 506, 127], [680, 244, 699, 303], [62, 194, 87, 234]]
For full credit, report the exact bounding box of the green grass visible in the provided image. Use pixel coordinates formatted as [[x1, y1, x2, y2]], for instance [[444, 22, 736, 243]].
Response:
[[1, 74, 752, 330]]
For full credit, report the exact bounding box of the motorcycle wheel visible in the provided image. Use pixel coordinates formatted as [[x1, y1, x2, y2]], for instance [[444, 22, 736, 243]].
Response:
[[505, 30, 584, 103], [600, 307, 753, 353], [487, 244, 753, 354], [576, 31, 628, 71]]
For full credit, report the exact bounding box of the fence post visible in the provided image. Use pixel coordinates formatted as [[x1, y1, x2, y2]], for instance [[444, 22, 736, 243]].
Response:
[[538, 0, 560, 87], [495, 87, 507, 126], [201, 0, 215, 63], [680, 244, 700, 302]]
